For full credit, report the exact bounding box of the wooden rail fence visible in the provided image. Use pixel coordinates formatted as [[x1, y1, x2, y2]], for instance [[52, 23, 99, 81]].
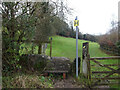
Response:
[[82, 42, 120, 87]]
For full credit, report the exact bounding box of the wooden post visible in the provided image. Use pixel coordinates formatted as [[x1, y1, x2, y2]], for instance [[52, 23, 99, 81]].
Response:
[[50, 38, 52, 57], [63, 73, 66, 79], [38, 44, 42, 54], [87, 54, 91, 80], [82, 42, 89, 78], [83, 56, 88, 77], [41, 44, 43, 54], [41, 44, 45, 54], [32, 43, 34, 54]]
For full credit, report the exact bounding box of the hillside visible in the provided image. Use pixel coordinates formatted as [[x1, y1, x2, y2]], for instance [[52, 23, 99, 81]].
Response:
[[46, 36, 109, 60]]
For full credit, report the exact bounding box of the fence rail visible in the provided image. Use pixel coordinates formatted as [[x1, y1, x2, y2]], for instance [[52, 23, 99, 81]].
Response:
[[91, 64, 119, 67], [93, 77, 120, 80], [82, 42, 120, 87], [89, 56, 120, 60], [92, 71, 120, 74]]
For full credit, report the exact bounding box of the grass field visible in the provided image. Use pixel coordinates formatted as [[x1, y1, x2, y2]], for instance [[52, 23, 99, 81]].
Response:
[[45, 36, 118, 70], [46, 36, 110, 60], [20, 35, 118, 72]]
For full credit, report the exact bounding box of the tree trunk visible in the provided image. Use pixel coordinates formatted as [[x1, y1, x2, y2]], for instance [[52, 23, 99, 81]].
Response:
[[38, 44, 42, 54]]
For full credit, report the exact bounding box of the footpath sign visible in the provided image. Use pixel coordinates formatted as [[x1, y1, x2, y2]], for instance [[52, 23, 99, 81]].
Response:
[[74, 20, 79, 26], [74, 16, 79, 77]]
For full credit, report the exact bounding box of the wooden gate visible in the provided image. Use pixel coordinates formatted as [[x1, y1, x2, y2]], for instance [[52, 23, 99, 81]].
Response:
[[82, 42, 120, 87]]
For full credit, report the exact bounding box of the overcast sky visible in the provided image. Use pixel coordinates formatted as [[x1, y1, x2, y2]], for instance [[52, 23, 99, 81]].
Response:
[[66, 0, 120, 35]]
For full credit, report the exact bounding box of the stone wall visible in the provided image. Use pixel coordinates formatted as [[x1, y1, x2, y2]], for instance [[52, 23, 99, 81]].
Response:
[[45, 57, 71, 72], [19, 54, 50, 71]]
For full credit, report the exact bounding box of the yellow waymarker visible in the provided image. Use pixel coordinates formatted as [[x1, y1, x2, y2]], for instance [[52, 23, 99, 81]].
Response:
[[74, 20, 79, 26], [83, 46, 86, 48]]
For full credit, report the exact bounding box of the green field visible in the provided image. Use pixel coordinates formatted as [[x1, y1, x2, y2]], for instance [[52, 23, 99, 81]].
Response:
[[20, 35, 110, 59], [19, 35, 118, 68], [45, 36, 118, 70], [46, 36, 109, 60]]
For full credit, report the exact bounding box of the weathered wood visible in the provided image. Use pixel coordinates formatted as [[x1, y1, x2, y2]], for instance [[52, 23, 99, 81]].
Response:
[[87, 54, 91, 80], [91, 59, 115, 71], [82, 57, 88, 77], [91, 64, 119, 67], [95, 83, 119, 85], [63, 73, 66, 79], [42, 43, 47, 54], [92, 71, 120, 74], [92, 67, 120, 87], [89, 56, 120, 60], [82, 42, 89, 78], [38, 44, 42, 54], [82, 42, 89, 60], [32, 43, 34, 54], [93, 77, 120, 80], [103, 68, 120, 78], [44, 70, 68, 73], [14, 39, 51, 43], [82, 42, 120, 87], [104, 64, 120, 66], [50, 38, 52, 57]]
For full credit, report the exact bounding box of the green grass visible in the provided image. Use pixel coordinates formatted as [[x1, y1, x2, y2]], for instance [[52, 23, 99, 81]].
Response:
[[46, 36, 109, 60], [45, 36, 118, 70]]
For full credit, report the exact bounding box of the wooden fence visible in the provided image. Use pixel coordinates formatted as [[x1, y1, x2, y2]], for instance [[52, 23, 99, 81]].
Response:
[[82, 42, 120, 87], [17, 38, 53, 57]]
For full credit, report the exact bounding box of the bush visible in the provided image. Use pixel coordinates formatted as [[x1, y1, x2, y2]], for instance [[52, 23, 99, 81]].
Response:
[[2, 73, 53, 88]]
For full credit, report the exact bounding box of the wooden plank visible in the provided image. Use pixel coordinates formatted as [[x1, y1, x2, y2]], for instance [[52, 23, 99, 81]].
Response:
[[13, 40, 51, 43], [104, 64, 119, 66], [95, 83, 119, 85], [92, 71, 120, 74], [91, 59, 115, 71], [91, 64, 119, 66], [93, 77, 120, 80], [89, 56, 120, 60], [92, 64, 119, 67], [44, 70, 68, 73], [103, 68, 120, 78]]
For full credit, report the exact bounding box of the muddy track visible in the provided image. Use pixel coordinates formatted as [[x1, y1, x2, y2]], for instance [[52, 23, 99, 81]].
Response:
[[52, 76, 83, 88]]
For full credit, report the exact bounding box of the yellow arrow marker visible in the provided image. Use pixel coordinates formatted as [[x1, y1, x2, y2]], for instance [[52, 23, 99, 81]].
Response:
[[74, 20, 79, 26], [83, 46, 86, 48]]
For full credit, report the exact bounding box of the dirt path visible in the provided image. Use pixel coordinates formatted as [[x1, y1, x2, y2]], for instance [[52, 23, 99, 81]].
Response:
[[52, 76, 83, 88], [52, 76, 110, 89]]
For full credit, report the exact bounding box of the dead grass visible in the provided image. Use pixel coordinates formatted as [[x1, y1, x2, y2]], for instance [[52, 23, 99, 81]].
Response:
[[2, 73, 53, 88]]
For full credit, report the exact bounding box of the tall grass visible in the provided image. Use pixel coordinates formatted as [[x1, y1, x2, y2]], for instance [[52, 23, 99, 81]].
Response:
[[2, 73, 53, 88]]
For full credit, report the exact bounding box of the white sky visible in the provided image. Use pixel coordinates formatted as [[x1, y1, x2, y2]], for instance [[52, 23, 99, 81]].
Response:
[[66, 0, 120, 35]]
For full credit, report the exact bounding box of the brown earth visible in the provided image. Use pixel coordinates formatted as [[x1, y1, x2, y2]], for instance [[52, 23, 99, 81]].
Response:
[[52, 76, 83, 88]]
